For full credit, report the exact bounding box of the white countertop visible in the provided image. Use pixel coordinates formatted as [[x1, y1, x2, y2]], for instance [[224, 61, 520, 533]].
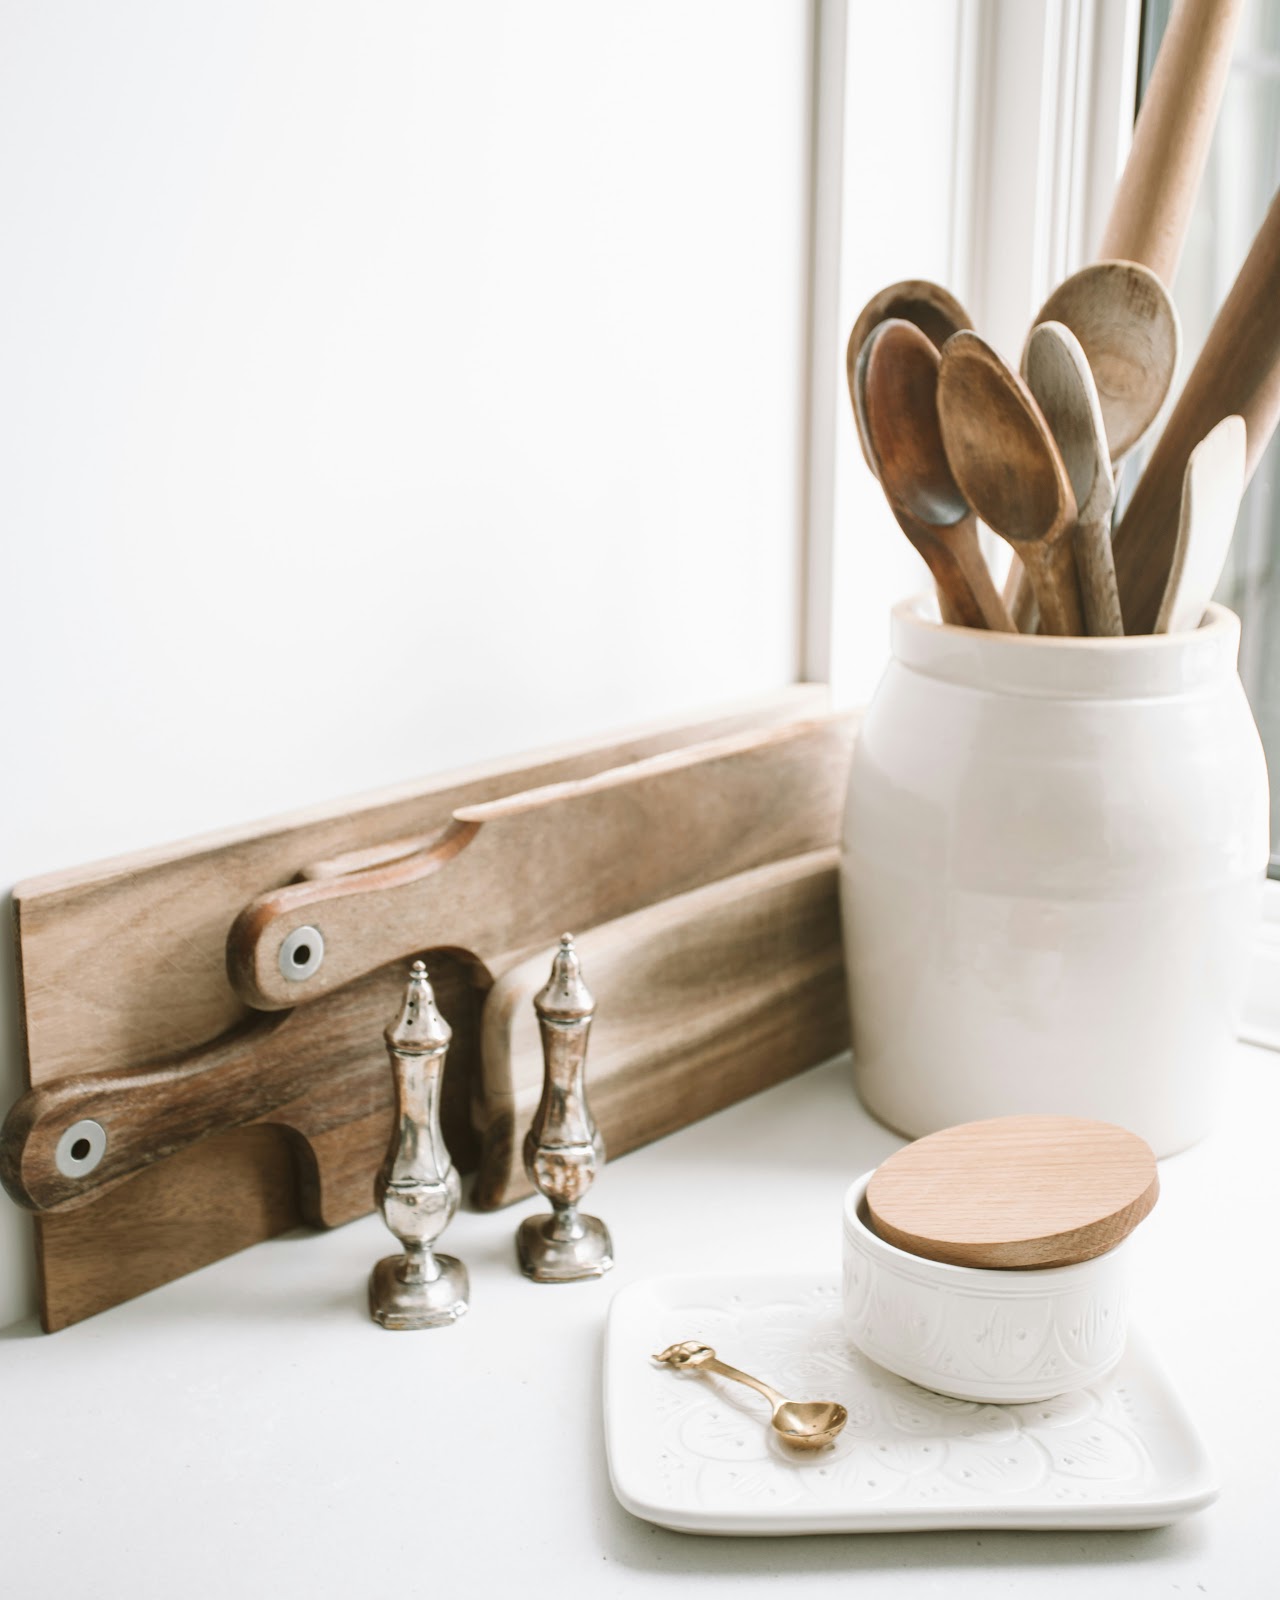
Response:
[[3, 1046, 1276, 1597]]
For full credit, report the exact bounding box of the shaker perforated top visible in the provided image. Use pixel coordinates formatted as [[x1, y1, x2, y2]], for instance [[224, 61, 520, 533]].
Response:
[[865, 1114, 1159, 1270]]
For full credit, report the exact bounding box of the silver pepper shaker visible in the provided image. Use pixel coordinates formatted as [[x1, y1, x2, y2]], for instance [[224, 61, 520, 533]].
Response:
[[368, 960, 469, 1329], [517, 933, 614, 1282]]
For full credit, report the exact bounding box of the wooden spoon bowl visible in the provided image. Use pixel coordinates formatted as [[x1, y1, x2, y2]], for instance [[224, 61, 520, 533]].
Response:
[[847, 279, 973, 475], [1029, 261, 1181, 463], [1023, 321, 1123, 635], [938, 330, 1083, 635], [861, 320, 1015, 631]]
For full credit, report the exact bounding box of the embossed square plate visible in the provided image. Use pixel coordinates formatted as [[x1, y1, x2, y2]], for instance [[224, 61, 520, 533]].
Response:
[[604, 1274, 1217, 1535]]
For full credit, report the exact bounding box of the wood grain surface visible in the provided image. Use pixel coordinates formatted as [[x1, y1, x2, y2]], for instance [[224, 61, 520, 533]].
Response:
[[845, 279, 974, 477], [1154, 413, 1247, 633], [1097, 0, 1245, 286], [860, 319, 1015, 632], [473, 849, 849, 1209], [9, 687, 843, 1331], [1022, 321, 1123, 637], [937, 332, 1084, 636], [1030, 262, 1180, 465], [1112, 186, 1280, 633], [865, 1114, 1159, 1270], [226, 714, 858, 1011]]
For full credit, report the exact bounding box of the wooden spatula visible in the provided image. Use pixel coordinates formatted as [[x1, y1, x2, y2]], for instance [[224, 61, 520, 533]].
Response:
[[1153, 414, 1246, 633], [1113, 185, 1280, 633], [866, 1114, 1159, 1270]]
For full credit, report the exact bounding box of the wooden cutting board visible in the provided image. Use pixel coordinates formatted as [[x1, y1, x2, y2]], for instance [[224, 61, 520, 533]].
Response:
[[472, 848, 848, 1208], [3, 689, 856, 1330]]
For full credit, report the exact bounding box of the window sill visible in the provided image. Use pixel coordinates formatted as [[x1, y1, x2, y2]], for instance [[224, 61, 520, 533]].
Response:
[[1241, 875, 1280, 1051]]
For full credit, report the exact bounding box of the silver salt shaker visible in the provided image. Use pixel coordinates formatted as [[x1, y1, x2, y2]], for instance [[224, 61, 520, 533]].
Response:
[[517, 934, 614, 1282], [369, 960, 469, 1329]]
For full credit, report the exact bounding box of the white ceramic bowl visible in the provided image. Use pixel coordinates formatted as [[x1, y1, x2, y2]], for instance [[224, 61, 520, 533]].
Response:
[[842, 1170, 1130, 1403]]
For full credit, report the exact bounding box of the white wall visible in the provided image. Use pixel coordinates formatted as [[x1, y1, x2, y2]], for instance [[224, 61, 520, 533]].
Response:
[[0, 1, 814, 1328]]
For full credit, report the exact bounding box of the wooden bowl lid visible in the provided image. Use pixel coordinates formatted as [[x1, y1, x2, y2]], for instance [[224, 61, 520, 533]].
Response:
[[865, 1114, 1159, 1269]]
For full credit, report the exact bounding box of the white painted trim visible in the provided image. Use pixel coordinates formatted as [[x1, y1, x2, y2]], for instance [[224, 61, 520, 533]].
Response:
[[947, 0, 984, 305], [957, 0, 1142, 362], [800, 0, 848, 686], [1077, 0, 1143, 260]]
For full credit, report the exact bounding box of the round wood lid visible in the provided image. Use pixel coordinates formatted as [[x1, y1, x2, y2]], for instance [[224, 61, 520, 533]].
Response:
[[865, 1114, 1159, 1270]]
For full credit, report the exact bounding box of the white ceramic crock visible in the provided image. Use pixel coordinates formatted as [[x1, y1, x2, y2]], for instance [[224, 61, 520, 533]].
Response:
[[842, 1171, 1129, 1403], [841, 598, 1269, 1157]]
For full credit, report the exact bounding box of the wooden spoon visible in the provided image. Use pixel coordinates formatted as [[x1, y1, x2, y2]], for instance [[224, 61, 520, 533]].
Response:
[[1154, 414, 1246, 633], [846, 279, 974, 476], [1023, 322, 1124, 636], [1114, 186, 1280, 633], [1010, 265, 1167, 628], [937, 331, 1084, 635], [866, 1114, 1159, 1270], [1029, 261, 1181, 463], [1097, 0, 1245, 288], [860, 319, 1015, 631]]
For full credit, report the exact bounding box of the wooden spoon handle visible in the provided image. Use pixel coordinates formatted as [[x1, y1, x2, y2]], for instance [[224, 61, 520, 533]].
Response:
[[890, 505, 1016, 631], [1098, 0, 1244, 284], [1015, 534, 1085, 636], [1003, 558, 1039, 631], [1114, 186, 1280, 633], [1073, 512, 1124, 637]]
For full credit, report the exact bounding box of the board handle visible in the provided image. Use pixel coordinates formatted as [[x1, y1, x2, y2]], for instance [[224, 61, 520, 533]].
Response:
[[226, 715, 857, 1013], [0, 1015, 290, 1214]]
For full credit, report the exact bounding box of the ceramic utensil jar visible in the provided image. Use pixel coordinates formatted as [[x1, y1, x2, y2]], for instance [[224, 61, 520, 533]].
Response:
[[841, 597, 1268, 1157]]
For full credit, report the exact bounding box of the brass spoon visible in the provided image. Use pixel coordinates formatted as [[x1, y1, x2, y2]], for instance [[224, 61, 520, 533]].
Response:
[[860, 319, 1016, 632], [653, 1341, 848, 1450], [1028, 261, 1180, 464], [846, 279, 974, 476], [938, 330, 1084, 636]]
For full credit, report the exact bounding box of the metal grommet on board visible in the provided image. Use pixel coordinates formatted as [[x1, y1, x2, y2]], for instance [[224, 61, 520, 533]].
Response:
[[279, 925, 325, 982], [55, 1119, 107, 1179]]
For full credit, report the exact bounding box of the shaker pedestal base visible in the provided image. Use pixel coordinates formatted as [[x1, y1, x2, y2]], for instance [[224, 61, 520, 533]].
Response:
[[517, 1213, 613, 1283], [369, 1252, 470, 1330]]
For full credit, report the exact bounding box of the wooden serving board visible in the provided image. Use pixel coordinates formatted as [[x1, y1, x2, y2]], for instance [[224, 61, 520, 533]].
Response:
[[3, 689, 856, 1331], [472, 848, 848, 1209]]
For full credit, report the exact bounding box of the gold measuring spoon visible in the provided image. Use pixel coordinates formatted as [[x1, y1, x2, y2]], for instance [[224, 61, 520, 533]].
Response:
[[653, 1341, 848, 1450]]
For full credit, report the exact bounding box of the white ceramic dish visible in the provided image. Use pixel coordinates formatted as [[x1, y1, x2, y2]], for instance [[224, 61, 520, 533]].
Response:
[[842, 1170, 1130, 1403], [604, 1273, 1216, 1536]]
